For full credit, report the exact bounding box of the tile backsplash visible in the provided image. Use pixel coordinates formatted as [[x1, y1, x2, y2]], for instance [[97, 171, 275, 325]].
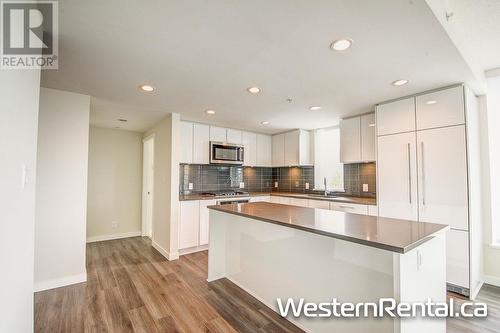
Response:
[[179, 163, 376, 197]]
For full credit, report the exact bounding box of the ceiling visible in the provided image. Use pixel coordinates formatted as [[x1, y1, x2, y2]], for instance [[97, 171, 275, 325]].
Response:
[[41, 0, 481, 134]]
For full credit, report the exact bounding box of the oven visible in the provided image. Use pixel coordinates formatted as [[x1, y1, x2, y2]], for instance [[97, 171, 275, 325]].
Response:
[[210, 141, 244, 165]]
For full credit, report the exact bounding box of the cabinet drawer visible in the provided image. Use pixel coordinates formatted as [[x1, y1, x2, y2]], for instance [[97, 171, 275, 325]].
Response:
[[250, 196, 270, 202], [288, 198, 308, 207], [308, 199, 330, 210], [330, 202, 368, 215]]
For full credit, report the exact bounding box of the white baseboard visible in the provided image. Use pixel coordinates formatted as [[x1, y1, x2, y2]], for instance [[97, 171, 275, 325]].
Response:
[[34, 272, 87, 292], [483, 274, 500, 287], [152, 240, 179, 261], [179, 244, 208, 256], [86, 231, 142, 243]]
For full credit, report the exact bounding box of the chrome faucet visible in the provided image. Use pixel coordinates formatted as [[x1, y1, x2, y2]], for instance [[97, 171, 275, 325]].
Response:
[[324, 177, 328, 196]]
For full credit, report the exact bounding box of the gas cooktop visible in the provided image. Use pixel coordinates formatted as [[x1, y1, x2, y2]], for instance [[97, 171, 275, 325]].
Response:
[[201, 191, 249, 197]]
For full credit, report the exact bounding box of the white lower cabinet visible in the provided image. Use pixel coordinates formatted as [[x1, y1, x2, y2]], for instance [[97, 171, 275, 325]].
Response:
[[288, 198, 309, 207], [367, 205, 378, 216], [446, 229, 470, 288], [330, 202, 368, 215], [308, 199, 330, 210], [179, 201, 200, 249], [199, 199, 216, 246]]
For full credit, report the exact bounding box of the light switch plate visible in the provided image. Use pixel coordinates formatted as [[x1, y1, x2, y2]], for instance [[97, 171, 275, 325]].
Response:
[[305, 182, 309, 190], [188, 183, 193, 190], [239, 182, 245, 188], [362, 184, 369, 192]]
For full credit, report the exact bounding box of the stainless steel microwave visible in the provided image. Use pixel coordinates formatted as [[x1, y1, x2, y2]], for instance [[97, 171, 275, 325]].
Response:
[[210, 141, 244, 165]]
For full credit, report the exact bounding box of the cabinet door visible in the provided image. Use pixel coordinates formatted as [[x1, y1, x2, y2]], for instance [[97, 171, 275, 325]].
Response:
[[269, 196, 282, 203], [209, 126, 227, 142], [308, 199, 330, 210], [242, 131, 257, 166], [361, 113, 376, 162], [340, 117, 361, 163], [299, 130, 312, 166], [193, 123, 210, 164], [199, 199, 216, 246], [272, 134, 285, 167], [377, 132, 418, 221], [330, 202, 368, 215], [226, 129, 242, 144], [250, 196, 270, 202], [180, 121, 193, 164], [416, 86, 465, 130], [284, 130, 299, 166], [256, 134, 272, 167], [446, 229, 470, 288], [179, 201, 200, 249], [417, 126, 469, 230], [376, 97, 415, 136]]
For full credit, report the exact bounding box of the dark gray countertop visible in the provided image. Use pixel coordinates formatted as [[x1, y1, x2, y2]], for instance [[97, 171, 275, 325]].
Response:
[[208, 202, 448, 253], [180, 192, 377, 206]]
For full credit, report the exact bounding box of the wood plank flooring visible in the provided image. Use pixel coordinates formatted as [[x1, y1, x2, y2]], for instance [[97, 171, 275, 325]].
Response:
[[35, 237, 500, 333]]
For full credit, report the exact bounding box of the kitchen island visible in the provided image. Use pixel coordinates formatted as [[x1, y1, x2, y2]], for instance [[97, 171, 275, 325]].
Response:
[[207, 202, 449, 333]]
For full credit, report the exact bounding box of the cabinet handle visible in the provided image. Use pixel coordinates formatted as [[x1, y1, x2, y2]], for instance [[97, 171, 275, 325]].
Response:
[[421, 142, 426, 206], [407, 143, 412, 204], [339, 205, 354, 209]]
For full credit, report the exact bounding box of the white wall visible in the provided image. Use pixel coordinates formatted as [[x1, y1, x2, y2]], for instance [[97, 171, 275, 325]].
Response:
[[34, 88, 90, 291], [143, 113, 181, 260], [483, 76, 500, 285], [0, 70, 40, 333], [87, 126, 143, 241]]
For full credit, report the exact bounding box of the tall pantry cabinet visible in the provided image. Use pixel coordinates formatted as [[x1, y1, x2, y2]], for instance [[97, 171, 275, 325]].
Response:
[[376, 85, 482, 299]]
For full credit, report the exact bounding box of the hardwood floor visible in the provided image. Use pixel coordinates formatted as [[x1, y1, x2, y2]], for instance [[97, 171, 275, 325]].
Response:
[[35, 237, 500, 333]]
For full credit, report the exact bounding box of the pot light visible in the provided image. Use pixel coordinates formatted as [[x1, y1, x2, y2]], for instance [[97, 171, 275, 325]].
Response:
[[368, 123, 375, 127], [392, 79, 409, 86], [261, 121, 270, 125], [309, 106, 322, 111], [330, 39, 353, 51], [117, 118, 128, 122], [426, 100, 437, 105], [247, 86, 261, 94], [139, 84, 155, 92], [206, 109, 216, 115]]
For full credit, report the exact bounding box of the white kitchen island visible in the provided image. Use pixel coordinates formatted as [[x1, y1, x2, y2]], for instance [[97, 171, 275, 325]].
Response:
[[207, 202, 449, 333]]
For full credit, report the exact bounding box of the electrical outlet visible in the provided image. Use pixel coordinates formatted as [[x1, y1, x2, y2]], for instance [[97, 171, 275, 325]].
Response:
[[363, 184, 369, 192], [295, 181, 299, 187], [305, 182, 310, 190], [188, 183, 193, 190], [274, 182, 278, 188], [239, 182, 245, 189], [111, 221, 118, 229]]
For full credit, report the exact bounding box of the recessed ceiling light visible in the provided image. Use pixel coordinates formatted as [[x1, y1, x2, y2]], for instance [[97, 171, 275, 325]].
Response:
[[426, 100, 437, 105], [117, 118, 128, 122], [309, 106, 322, 111], [392, 79, 409, 86], [206, 109, 216, 115], [139, 84, 155, 92], [247, 86, 261, 94], [330, 39, 353, 51], [114, 126, 121, 129], [261, 121, 270, 125], [368, 123, 376, 127]]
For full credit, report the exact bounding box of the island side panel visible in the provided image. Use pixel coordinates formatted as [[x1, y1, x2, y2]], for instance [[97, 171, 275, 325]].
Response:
[[393, 233, 447, 333], [208, 210, 397, 333]]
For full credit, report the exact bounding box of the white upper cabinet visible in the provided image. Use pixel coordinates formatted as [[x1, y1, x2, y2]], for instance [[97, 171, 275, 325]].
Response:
[[242, 131, 257, 166], [256, 134, 272, 167], [193, 123, 210, 164], [377, 132, 418, 221], [361, 113, 376, 162], [284, 131, 299, 166], [209, 126, 227, 142], [272, 133, 285, 167], [180, 121, 193, 164], [376, 97, 415, 136], [226, 128, 242, 144], [416, 86, 465, 130], [298, 130, 312, 166], [340, 117, 361, 163], [416, 125, 469, 230]]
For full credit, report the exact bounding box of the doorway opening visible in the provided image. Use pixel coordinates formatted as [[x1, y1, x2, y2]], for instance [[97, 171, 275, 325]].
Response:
[[142, 135, 154, 238]]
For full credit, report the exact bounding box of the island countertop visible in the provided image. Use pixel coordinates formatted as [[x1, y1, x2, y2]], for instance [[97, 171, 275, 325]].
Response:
[[208, 202, 448, 253]]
